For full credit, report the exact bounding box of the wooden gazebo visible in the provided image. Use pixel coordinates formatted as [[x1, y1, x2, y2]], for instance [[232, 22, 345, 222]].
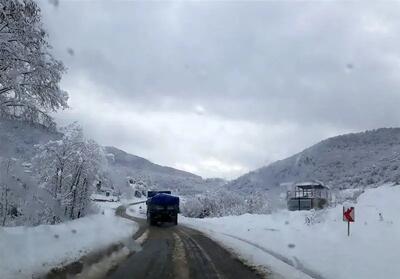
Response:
[[287, 181, 330, 211]]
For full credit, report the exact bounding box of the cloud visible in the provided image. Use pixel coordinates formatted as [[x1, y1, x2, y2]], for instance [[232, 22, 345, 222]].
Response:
[[40, 1, 400, 178]]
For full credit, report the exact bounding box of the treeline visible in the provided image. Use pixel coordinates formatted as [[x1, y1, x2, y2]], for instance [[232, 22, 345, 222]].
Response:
[[0, 1, 105, 226], [181, 190, 271, 218], [0, 123, 106, 226]]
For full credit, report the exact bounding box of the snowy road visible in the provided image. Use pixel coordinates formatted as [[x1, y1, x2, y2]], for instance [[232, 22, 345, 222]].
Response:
[[106, 206, 265, 279]]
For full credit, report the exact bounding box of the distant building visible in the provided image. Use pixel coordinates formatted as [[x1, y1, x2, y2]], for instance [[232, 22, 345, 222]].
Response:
[[91, 181, 120, 202], [286, 181, 330, 211]]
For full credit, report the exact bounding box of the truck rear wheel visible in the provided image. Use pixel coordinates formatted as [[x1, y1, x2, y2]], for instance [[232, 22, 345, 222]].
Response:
[[172, 215, 178, 225]]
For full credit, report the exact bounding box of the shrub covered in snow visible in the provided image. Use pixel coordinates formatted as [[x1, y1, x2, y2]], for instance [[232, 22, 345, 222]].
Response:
[[181, 189, 270, 218], [0, 156, 55, 226]]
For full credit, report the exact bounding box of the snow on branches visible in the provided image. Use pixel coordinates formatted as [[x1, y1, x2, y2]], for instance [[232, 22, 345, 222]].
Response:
[[0, 0, 68, 128], [0, 157, 46, 226], [181, 189, 271, 218], [33, 123, 105, 223]]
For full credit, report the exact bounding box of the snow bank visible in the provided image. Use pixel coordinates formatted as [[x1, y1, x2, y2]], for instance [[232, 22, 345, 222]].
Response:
[[95, 200, 124, 212], [125, 199, 147, 219], [182, 184, 400, 279], [0, 212, 138, 279]]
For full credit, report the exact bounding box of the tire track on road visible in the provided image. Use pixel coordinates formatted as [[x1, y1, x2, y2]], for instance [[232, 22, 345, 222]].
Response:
[[172, 232, 190, 279], [177, 228, 223, 279], [219, 232, 326, 279]]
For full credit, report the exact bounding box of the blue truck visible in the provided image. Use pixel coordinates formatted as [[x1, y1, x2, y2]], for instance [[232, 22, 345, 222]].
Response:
[[146, 191, 180, 226]]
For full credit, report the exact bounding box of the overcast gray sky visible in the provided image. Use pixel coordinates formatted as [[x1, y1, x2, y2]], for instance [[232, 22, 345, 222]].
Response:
[[39, 0, 400, 179]]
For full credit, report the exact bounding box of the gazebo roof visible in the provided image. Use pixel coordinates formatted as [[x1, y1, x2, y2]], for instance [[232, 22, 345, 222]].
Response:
[[295, 181, 329, 190]]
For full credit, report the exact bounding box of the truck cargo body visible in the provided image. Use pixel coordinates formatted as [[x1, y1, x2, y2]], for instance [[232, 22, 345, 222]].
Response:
[[146, 192, 179, 225], [147, 190, 171, 198]]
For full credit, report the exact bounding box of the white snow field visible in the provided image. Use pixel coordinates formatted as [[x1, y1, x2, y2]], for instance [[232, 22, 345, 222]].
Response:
[[182, 184, 400, 279], [0, 205, 138, 279]]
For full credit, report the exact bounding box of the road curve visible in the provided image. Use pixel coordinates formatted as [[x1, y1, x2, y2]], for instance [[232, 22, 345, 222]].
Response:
[[107, 206, 265, 279]]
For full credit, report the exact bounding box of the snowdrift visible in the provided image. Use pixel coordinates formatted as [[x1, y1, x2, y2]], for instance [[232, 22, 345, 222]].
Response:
[[0, 211, 138, 279], [182, 184, 400, 279]]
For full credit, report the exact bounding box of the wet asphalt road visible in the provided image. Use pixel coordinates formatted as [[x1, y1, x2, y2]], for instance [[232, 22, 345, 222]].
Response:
[[107, 208, 264, 279]]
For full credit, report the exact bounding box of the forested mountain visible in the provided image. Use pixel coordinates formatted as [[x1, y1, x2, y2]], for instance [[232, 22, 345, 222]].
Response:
[[97, 147, 223, 196], [0, 118, 223, 220], [227, 128, 400, 206]]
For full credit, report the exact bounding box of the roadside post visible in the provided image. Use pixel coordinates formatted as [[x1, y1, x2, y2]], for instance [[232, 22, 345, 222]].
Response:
[[343, 206, 355, 236]]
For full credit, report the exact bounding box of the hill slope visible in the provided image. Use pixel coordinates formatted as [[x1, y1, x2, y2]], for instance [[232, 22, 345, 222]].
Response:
[[227, 128, 400, 204], [0, 118, 60, 160], [0, 118, 222, 196], [104, 146, 222, 195], [104, 146, 201, 179]]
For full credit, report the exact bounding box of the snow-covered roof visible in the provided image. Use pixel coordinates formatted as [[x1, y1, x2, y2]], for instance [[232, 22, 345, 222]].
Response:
[[99, 187, 114, 192], [90, 193, 118, 202], [279, 182, 294, 187], [295, 181, 329, 189]]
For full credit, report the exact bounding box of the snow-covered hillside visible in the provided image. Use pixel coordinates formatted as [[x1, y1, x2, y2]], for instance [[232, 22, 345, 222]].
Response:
[[227, 128, 400, 206], [105, 146, 225, 196], [183, 184, 400, 279], [0, 118, 223, 203], [0, 118, 60, 160]]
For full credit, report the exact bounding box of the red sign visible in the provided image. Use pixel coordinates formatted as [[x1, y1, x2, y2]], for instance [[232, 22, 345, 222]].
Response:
[[343, 206, 355, 222]]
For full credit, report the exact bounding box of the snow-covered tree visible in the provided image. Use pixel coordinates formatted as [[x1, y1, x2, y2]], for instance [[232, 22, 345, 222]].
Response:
[[0, 157, 45, 226], [33, 123, 104, 223], [127, 174, 155, 198], [0, 0, 68, 128], [0, 158, 17, 226], [181, 189, 270, 218]]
